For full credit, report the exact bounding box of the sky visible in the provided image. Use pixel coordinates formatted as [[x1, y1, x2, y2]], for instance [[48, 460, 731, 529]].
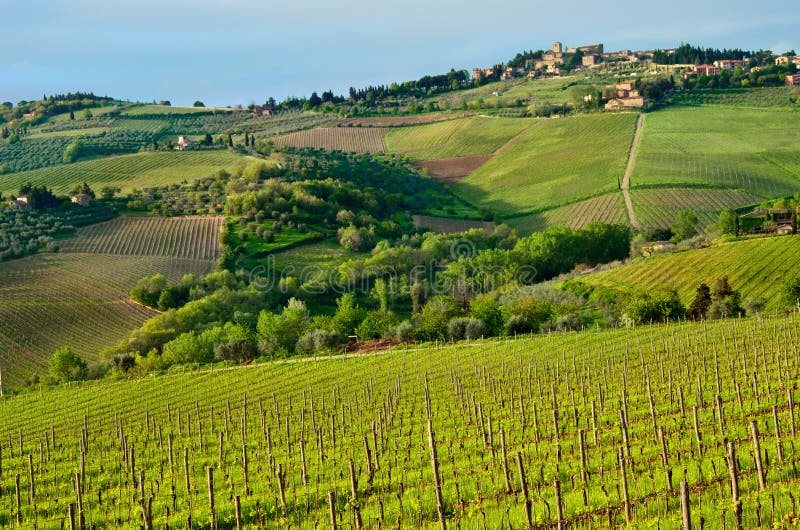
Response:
[[1, 0, 798, 107]]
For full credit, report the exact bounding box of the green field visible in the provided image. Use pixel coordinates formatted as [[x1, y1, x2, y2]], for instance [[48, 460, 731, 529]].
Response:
[[577, 235, 800, 308], [0, 253, 216, 387], [507, 192, 629, 234], [25, 127, 109, 139], [0, 151, 259, 196], [1, 314, 799, 528], [631, 188, 760, 232], [454, 113, 638, 216], [384, 116, 532, 160], [120, 104, 226, 116], [669, 87, 795, 108], [631, 106, 800, 197]]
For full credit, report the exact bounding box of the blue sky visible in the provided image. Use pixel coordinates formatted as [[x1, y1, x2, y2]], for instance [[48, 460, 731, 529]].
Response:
[[2, 0, 798, 106]]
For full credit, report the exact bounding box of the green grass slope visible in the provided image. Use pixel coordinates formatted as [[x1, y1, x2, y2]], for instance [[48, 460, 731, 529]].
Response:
[[1, 314, 799, 528], [631, 106, 800, 198], [577, 235, 800, 309], [384, 116, 532, 160], [454, 113, 638, 216], [0, 151, 259, 195]]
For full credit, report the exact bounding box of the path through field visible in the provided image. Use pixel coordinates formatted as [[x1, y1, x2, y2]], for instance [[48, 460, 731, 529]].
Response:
[[622, 113, 644, 229]]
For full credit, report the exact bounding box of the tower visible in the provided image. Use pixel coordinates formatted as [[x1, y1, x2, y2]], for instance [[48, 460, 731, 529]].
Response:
[[553, 42, 563, 54]]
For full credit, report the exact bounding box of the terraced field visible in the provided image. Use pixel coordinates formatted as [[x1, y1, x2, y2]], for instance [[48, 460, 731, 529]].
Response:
[[0, 253, 215, 387], [578, 235, 800, 309], [455, 113, 638, 216], [0, 151, 258, 196], [631, 188, 760, 232], [1, 313, 800, 528], [631, 106, 800, 198], [507, 193, 629, 234], [62, 216, 224, 260], [384, 116, 532, 160]]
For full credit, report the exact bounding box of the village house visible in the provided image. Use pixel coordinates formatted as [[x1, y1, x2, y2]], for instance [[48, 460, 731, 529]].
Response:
[[786, 73, 800, 86], [251, 105, 274, 117], [8, 196, 29, 209], [22, 111, 36, 119], [775, 56, 790, 66], [175, 135, 197, 151], [792, 56, 800, 67], [694, 64, 720, 76], [70, 193, 91, 207], [714, 59, 748, 71], [605, 82, 644, 110]]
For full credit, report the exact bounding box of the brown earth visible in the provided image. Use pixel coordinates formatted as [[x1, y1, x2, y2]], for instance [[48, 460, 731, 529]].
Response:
[[414, 154, 493, 185]]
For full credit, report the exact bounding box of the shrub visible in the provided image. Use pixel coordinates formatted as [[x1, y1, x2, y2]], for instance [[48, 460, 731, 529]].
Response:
[[49, 347, 89, 383]]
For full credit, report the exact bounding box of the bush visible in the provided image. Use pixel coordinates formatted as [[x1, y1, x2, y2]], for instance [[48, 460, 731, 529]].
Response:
[[356, 310, 399, 340], [296, 329, 340, 354], [49, 347, 88, 383], [391, 321, 415, 342], [448, 317, 487, 341], [505, 314, 532, 335]]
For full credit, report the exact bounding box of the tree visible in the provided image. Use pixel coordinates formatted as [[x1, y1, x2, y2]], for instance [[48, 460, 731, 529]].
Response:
[[49, 347, 88, 383], [193, 100, 205, 107], [688, 283, 712, 320], [309, 92, 322, 107], [781, 277, 800, 307], [99, 186, 121, 200], [671, 210, 699, 242], [718, 208, 739, 235], [69, 110, 75, 120], [469, 294, 504, 336], [83, 109, 93, 120]]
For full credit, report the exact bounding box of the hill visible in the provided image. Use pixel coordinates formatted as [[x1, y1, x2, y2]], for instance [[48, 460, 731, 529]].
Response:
[[0, 151, 258, 196], [572, 235, 800, 309], [1, 314, 798, 528]]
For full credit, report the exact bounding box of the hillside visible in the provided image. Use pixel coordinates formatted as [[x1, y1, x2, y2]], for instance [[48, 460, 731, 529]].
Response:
[[573, 235, 800, 309], [1, 314, 799, 528]]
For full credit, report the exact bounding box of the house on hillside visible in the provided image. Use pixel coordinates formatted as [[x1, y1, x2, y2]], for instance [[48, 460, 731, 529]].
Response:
[[252, 105, 274, 117], [22, 111, 36, 119], [714, 59, 748, 71], [776, 56, 790, 66], [694, 64, 720, 76], [175, 136, 197, 151], [786, 73, 800, 86], [605, 82, 645, 110], [8, 196, 29, 209], [70, 193, 91, 207]]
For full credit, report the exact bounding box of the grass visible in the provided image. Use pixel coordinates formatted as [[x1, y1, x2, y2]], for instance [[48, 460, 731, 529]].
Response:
[[0, 151, 259, 196], [506, 192, 629, 235], [121, 104, 226, 116], [1, 313, 799, 528], [670, 87, 795, 108], [0, 253, 215, 387], [453, 113, 638, 216], [631, 188, 760, 232], [385, 116, 533, 161], [631, 106, 800, 198], [576, 235, 800, 309]]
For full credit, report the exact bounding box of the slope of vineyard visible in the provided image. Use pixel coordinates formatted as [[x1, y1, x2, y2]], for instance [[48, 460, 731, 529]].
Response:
[[62, 216, 224, 260], [631, 106, 800, 198], [455, 113, 638, 216], [270, 127, 388, 152], [577, 235, 800, 308], [0, 151, 258, 196], [506, 192, 629, 234], [384, 116, 532, 160], [1, 314, 800, 528], [631, 188, 760, 232], [0, 253, 216, 387]]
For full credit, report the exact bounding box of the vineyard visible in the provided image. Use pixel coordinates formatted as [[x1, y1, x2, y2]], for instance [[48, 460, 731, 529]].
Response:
[[384, 116, 532, 160], [62, 216, 224, 260], [411, 214, 495, 234], [455, 113, 638, 216], [507, 193, 629, 235], [1, 313, 800, 528], [270, 128, 388, 153], [631, 188, 760, 232], [631, 107, 800, 198], [0, 151, 257, 196], [0, 253, 216, 387], [670, 87, 794, 108], [578, 235, 800, 309]]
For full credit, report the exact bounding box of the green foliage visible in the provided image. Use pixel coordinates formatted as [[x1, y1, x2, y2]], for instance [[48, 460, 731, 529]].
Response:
[[622, 289, 686, 325], [717, 208, 739, 235], [782, 277, 800, 307], [468, 294, 503, 336], [162, 322, 251, 366], [415, 296, 460, 341], [257, 298, 311, 356], [670, 210, 699, 242], [332, 293, 366, 338], [355, 309, 399, 340], [688, 283, 712, 320], [49, 346, 88, 383]]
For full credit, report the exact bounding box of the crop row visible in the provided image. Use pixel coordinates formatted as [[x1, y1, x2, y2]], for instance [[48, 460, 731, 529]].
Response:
[[271, 127, 388, 153], [0, 313, 799, 528], [631, 188, 760, 232], [63, 216, 224, 260]]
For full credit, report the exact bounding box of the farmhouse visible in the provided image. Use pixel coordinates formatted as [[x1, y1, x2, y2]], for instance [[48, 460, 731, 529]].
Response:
[[604, 82, 644, 109], [8, 196, 29, 209], [694, 64, 720, 76], [175, 136, 197, 151], [22, 111, 36, 119], [714, 59, 748, 71], [70, 193, 91, 207], [786, 73, 800, 86], [252, 105, 274, 117], [775, 56, 790, 66]]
